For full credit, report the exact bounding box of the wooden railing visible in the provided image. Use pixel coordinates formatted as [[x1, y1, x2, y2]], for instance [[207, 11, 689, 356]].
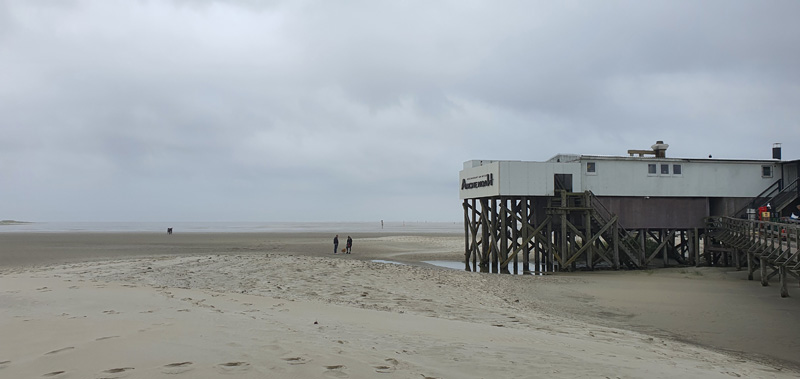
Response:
[[711, 217, 800, 297]]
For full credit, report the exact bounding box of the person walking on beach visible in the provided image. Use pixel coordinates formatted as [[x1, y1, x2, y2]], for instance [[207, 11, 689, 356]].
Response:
[[333, 235, 339, 254], [346, 236, 353, 254]]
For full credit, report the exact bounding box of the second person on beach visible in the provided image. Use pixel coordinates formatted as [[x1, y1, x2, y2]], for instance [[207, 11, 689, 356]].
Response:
[[333, 234, 339, 254]]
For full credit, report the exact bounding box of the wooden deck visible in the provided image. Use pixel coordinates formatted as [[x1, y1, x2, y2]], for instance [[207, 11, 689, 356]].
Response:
[[462, 192, 800, 297], [709, 217, 800, 297]]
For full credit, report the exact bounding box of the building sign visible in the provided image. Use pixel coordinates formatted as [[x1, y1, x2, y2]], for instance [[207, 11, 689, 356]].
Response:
[[461, 173, 494, 190]]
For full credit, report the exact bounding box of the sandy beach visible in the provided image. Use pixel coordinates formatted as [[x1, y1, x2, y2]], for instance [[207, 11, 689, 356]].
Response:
[[1, 231, 799, 378]]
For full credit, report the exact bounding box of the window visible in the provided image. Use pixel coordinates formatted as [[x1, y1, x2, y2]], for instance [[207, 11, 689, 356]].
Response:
[[673, 164, 682, 175], [762, 165, 773, 178], [661, 164, 669, 175], [648, 164, 657, 175], [586, 162, 596, 174]]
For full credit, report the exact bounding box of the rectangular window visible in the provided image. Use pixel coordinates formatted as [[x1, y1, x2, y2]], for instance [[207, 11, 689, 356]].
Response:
[[661, 164, 669, 175], [762, 165, 773, 178], [586, 162, 596, 174], [648, 164, 657, 175], [673, 164, 682, 175]]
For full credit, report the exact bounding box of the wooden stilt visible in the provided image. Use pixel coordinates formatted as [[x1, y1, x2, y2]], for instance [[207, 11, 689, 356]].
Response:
[[471, 199, 477, 271], [585, 206, 593, 270], [613, 220, 620, 270], [661, 229, 669, 268], [522, 199, 531, 274], [500, 198, 508, 274], [780, 265, 789, 298], [546, 222, 553, 272], [463, 200, 470, 271], [640, 229, 647, 268], [480, 198, 489, 272]]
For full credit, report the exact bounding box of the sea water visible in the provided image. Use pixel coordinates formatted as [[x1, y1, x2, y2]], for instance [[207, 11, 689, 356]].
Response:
[[0, 221, 462, 234]]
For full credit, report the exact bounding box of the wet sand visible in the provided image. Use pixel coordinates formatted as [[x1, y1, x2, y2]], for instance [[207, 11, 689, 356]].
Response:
[[1, 231, 799, 378]]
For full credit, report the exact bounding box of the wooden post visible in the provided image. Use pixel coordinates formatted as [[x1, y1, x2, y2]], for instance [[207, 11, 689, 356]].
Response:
[[662, 229, 669, 268], [546, 222, 553, 272], [561, 215, 568, 272], [761, 257, 769, 287], [613, 219, 620, 270], [490, 198, 498, 273], [687, 229, 695, 266], [640, 229, 647, 268], [694, 228, 700, 267], [585, 205, 593, 270], [500, 198, 509, 274], [463, 200, 470, 271], [680, 230, 687, 264], [510, 199, 519, 275], [534, 220, 542, 274], [522, 199, 530, 274], [480, 198, 489, 272], [780, 265, 789, 298], [471, 199, 478, 271]]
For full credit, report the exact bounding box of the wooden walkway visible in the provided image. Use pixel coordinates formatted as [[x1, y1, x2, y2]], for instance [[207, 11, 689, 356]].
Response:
[[462, 191, 800, 297], [709, 217, 800, 297]]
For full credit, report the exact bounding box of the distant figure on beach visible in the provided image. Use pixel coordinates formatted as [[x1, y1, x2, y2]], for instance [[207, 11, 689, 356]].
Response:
[[333, 235, 339, 254], [346, 236, 352, 254], [167, 227, 173, 235], [381, 220, 384, 229]]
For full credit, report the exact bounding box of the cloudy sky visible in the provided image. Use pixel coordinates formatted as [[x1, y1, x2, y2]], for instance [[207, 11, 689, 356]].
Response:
[[2, 1, 799, 222]]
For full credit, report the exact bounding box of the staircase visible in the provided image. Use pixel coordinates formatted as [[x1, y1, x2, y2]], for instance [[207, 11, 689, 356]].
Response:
[[547, 191, 642, 269], [732, 178, 799, 218], [771, 178, 799, 215], [732, 179, 783, 218]]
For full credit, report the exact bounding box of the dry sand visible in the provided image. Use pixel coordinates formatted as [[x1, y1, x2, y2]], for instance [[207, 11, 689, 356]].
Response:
[[1, 231, 799, 378]]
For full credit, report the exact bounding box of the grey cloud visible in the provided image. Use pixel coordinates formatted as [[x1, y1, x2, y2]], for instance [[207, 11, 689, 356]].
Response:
[[1, 1, 799, 222]]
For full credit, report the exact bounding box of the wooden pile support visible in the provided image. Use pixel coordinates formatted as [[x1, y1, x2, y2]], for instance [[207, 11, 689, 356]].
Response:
[[463, 191, 712, 273], [709, 217, 800, 297]]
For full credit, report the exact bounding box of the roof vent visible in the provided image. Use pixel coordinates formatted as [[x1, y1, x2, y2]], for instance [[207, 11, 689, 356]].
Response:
[[651, 141, 669, 158], [628, 141, 669, 158]]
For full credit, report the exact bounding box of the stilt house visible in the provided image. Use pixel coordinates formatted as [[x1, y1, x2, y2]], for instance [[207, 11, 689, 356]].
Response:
[[459, 142, 800, 272]]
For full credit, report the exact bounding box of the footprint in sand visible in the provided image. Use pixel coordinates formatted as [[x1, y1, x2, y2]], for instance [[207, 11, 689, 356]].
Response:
[[45, 347, 75, 355], [216, 361, 250, 373], [162, 361, 194, 375], [42, 371, 66, 377], [374, 358, 399, 373], [95, 336, 120, 341], [323, 364, 348, 378], [0, 360, 10, 369], [98, 367, 134, 378], [282, 356, 310, 365]]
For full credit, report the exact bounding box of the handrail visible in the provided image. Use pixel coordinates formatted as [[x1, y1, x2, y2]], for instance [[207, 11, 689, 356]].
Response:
[[711, 216, 799, 297], [585, 191, 643, 262], [733, 179, 783, 218], [771, 178, 799, 213]]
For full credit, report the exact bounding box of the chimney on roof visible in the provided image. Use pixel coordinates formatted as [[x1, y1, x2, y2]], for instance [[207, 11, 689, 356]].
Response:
[[773, 143, 782, 160], [651, 141, 669, 158]]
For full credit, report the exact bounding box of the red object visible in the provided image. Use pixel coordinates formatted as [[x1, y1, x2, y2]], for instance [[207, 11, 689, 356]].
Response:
[[758, 206, 769, 221]]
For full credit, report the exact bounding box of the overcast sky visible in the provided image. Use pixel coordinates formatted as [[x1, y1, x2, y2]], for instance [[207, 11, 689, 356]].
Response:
[[2, 1, 799, 222]]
